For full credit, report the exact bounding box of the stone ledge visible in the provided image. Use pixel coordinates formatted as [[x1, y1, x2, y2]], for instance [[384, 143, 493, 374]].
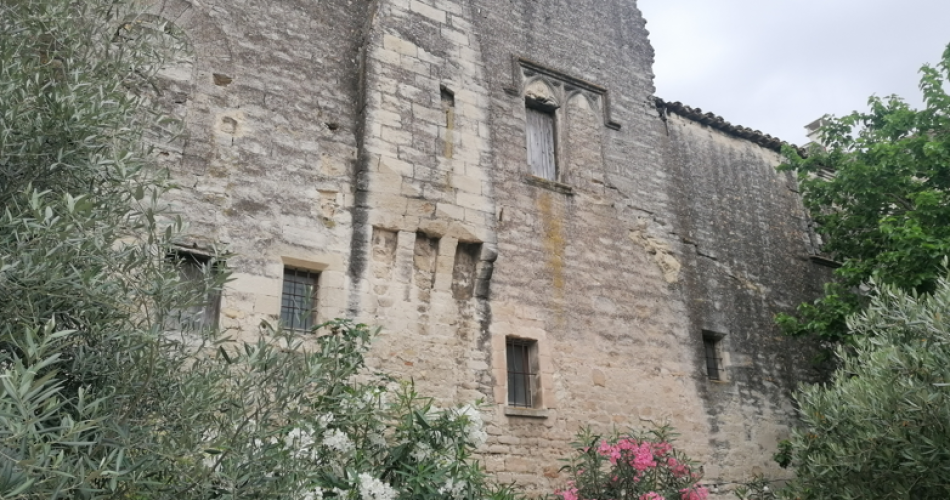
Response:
[[504, 407, 550, 418], [524, 175, 573, 195]]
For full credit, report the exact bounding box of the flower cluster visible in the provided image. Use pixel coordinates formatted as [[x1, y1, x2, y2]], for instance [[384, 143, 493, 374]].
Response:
[[679, 487, 709, 500], [357, 472, 398, 500], [185, 321, 515, 500], [453, 404, 489, 448], [322, 428, 354, 454], [555, 426, 708, 500]]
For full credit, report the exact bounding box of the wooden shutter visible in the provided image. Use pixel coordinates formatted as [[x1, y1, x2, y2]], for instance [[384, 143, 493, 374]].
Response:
[[526, 107, 556, 180]]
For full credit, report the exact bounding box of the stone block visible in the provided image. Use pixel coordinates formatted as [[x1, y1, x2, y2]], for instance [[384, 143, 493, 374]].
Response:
[[440, 27, 469, 46], [455, 191, 488, 211], [382, 34, 418, 57], [409, 0, 446, 22]]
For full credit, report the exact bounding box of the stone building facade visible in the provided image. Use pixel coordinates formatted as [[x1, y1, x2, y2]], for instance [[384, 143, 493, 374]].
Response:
[[146, 0, 831, 495]]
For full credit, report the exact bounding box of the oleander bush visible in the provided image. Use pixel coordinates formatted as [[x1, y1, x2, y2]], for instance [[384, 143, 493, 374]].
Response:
[[554, 426, 709, 500]]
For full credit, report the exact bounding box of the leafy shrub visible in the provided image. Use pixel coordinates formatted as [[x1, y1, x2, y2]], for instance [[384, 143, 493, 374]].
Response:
[[0, 1, 516, 498], [734, 476, 779, 500], [778, 274, 950, 499], [554, 426, 709, 500]]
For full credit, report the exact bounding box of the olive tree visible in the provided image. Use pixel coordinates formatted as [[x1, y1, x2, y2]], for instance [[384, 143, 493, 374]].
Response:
[[0, 2, 514, 499], [776, 274, 950, 499]]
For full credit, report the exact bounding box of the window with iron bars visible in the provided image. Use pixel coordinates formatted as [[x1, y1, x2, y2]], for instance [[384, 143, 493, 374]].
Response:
[[506, 338, 538, 408], [702, 332, 724, 381], [281, 267, 319, 332]]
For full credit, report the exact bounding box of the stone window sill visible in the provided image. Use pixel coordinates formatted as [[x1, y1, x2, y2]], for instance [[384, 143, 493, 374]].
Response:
[[504, 407, 550, 418], [524, 175, 573, 195]]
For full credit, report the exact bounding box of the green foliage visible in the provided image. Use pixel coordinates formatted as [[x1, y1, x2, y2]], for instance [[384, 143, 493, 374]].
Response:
[[777, 275, 950, 500], [553, 426, 709, 500], [734, 476, 779, 500], [0, 2, 515, 499], [777, 43, 950, 344]]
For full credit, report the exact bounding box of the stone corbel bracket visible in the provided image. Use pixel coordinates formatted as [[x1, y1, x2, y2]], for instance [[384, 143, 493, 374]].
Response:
[[504, 55, 621, 131]]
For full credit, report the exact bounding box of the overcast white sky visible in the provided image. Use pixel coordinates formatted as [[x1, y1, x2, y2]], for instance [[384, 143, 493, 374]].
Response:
[[637, 0, 950, 145]]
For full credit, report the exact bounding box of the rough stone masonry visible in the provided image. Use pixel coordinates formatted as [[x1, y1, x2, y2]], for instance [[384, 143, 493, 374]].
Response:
[[145, 0, 832, 495]]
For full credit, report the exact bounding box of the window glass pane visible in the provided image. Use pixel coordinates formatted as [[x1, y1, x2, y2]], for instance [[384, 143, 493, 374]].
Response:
[[281, 268, 318, 331], [506, 340, 534, 408], [704, 338, 720, 380]]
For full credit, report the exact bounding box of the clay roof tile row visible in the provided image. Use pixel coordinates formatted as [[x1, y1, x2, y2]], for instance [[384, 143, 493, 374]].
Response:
[[654, 97, 803, 155]]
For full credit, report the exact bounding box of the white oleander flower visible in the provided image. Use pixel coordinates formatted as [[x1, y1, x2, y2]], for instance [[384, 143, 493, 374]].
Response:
[[438, 478, 467, 499], [410, 441, 432, 461], [367, 426, 387, 448], [302, 487, 324, 500], [322, 429, 354, 454], [454, 405, 487, 447], [357, 473, 397, 500], [286, 427, 317, 459]]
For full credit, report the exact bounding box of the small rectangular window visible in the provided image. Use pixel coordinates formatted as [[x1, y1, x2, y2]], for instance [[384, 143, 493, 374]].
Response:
[[441, 85, 455, 158], [526, 105, 557, 181], [281, 267, 320, 331], [703, 333, 723, 381], [168, 251, 221, 330], [506, 338, 537, 408]]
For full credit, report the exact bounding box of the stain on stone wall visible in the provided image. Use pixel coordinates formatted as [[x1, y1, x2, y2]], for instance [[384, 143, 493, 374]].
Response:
[[156, 0, 830, 497]]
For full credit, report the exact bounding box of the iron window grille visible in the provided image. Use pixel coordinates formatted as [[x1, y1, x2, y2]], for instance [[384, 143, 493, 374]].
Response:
[[506, 338, 536, 408], [281, 267, 319, 332], [703, 333, 723, 381]]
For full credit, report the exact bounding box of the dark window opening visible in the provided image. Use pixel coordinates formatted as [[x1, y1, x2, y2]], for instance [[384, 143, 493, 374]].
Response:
[[703, 333, 723, 381], [441, 85, 455, 158], [506, 338, 537, 408], [281, 267, 320, 332], [168, 250, 222, 330]]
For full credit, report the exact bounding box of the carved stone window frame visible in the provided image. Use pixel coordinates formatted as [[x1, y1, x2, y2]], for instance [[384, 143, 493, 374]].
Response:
[[505, 56, 621, 131], [506, 56, 619, 193]]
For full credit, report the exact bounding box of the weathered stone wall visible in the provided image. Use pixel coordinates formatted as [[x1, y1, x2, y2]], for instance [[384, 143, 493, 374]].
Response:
[[147, 0, 369, 339], [659, 111, 831, 485], [144, 0, 830, 496]]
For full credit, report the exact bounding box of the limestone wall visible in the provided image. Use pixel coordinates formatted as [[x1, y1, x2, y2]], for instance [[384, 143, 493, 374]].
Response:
[[143, 0, 830, 496]]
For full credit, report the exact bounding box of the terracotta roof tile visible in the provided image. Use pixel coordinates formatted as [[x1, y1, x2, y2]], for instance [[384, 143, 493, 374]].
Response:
[[654, 97, 803, 155]]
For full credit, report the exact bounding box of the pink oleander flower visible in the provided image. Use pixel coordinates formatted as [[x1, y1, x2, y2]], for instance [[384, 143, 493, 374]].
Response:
[[679, 486, 709, 500], [640, 492, 665, 500], [651, 441, 673, 457], [667, 457, 690, 478], [598, 440, 623, 464], [630, 443, 657, 471], [557, 481, 579, 500]]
